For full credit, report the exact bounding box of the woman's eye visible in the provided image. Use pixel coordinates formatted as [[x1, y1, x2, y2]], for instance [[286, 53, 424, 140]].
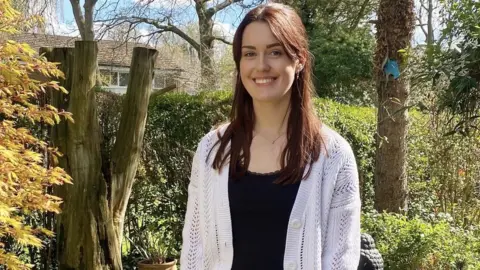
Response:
[[244, 52, 256, 57], [270, 50, 282, 56]]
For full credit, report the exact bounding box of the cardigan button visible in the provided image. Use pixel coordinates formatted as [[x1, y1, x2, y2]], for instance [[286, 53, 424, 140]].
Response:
[[290, 219, 302, 229], [286, 261, 297, 270]]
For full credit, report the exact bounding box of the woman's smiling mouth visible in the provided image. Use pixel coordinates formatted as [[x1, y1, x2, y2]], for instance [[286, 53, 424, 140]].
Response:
[[254, 77, 277, 85]]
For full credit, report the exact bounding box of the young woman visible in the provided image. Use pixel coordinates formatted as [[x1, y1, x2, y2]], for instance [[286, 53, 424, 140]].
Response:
[[180, 3, 360, 270]]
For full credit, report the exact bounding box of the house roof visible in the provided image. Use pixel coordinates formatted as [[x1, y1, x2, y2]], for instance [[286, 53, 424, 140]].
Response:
[[6, 33, 182, 71]]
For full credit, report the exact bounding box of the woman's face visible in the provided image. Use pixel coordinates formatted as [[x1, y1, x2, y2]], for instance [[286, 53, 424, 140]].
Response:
[[239, 21, 298, 103]]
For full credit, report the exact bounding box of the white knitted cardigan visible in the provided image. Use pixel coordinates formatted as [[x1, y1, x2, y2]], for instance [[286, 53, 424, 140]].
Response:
[[180, 124, 361, 270]]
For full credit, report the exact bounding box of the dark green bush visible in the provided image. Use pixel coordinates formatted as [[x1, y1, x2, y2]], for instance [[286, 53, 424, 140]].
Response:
[[314, 98, 377, 210]]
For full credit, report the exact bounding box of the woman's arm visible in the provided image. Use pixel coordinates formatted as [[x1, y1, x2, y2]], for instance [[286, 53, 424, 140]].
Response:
[[180, 140, 205, 269], [322, 145, 361, 270]]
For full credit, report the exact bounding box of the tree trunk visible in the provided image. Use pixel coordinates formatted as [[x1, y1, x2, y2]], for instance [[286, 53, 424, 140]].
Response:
[[53, 41, 122, 270], [374, 0, 415, 213], [426, 0, 434, 63], [197, 4, 216, 91], [40, 46, 74, 270], [84, 0, 96, 41], [43, 44, 158, 269], [40, 47, 73, 170], [199, 36, 215, 91], [110, 47, 158, 243], [69, 0, 95, 41], [426, 0, 433, 46]]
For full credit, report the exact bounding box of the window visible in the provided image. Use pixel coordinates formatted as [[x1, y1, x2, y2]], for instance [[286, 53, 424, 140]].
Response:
[[100, 70, 118, 86], [165, 77, 176, 87], [154, 75, 165, 89], [111, 72, 118, 86], [119, 72, 129, 86]]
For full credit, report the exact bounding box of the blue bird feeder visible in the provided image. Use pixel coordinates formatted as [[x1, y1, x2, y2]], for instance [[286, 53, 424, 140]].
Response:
[[383, 59, 400, 79]]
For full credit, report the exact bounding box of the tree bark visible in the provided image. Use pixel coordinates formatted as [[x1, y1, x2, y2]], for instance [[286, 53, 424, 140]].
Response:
[[43, 43, 158, 269], [374, 0, 415, 213], [40, 47, 74, 171], [110, 47, 158, 244], [40, 46, 75, 270], [42, 42, 118, 269], [426, 0, 434, 63], [196, 2, 216, 90], [426, 0, 433, 46], [69, 0, 95, 41], [59, 41, 122, 270], [84, 0, 96, 41]]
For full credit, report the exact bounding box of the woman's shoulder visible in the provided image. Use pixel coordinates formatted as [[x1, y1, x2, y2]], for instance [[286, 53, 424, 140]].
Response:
[[198, 122, 230, 145], [320, 124, 355, 161]]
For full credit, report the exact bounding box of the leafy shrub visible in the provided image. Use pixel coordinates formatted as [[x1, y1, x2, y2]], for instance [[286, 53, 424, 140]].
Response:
[[0, 1, 72, 268], [362, 211, 480, 270], [310, 25, 376, 106]]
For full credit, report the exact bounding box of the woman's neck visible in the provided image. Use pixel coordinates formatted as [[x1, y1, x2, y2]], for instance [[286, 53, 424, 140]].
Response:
[[252, 96, 290, 138]]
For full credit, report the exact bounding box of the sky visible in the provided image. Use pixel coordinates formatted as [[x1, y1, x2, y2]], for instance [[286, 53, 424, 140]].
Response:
[[52, 0, 247, 39], [47, 0, 438, 46]]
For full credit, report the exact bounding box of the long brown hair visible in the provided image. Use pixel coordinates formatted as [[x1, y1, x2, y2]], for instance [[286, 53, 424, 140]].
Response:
[[210, 3, 324, 184]]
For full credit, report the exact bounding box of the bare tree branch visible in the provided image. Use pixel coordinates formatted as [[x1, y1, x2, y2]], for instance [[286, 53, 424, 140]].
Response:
[[212, 36, 233, 45], [419, 0, 428, 11], [94, 0, 119, 19], [151, 84, 177, 99], [68, 0, 98, 40], [416, 0, 428, 43], [95, 0, 258, 89], [416, 17, 428, 39], [70, 0, 86, 39], [84, 0, 96, 40], [106, 16, 201, 51], [426, 0, 434, 45], [207, 0, 242, 16], [349, 0, 370, 31]]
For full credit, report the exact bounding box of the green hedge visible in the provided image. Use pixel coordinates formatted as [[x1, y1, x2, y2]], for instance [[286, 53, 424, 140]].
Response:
[[97, 90, 480, 268], [314, 99, 377, 210]]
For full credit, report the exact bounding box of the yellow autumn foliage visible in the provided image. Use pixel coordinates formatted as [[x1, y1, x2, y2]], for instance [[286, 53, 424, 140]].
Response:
[[0, 0, 73, 268]]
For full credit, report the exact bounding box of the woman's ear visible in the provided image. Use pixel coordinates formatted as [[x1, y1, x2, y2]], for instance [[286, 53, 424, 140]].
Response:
[[296, 63, 304, 73]]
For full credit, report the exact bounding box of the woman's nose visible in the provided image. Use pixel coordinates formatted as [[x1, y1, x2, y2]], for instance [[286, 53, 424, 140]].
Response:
[[255, 55, 270, 72]]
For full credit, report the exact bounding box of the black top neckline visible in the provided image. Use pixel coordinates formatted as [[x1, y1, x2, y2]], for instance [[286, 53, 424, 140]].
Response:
[[246, 169, 281, 176]]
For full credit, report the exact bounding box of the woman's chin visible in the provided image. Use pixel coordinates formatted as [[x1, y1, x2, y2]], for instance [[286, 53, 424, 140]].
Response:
[[245, 82, 292, 103], [251, 92, 289, 104]]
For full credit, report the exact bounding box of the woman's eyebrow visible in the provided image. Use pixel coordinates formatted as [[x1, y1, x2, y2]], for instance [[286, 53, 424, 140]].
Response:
[[241, 42, 282, 49]]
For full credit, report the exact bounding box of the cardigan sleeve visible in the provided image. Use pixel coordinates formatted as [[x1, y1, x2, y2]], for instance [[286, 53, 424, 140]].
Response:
[[322, 144, 361, 270], [180, 139, 205, 269]]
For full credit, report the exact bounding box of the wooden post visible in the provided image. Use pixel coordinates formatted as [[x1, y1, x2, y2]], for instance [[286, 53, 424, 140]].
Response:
[[43, 44, 158, 269], [40, 47, 74, 169], [40, 46, 75, 270], [110, 47, 158, 243], [44, 41, 122, 270]]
